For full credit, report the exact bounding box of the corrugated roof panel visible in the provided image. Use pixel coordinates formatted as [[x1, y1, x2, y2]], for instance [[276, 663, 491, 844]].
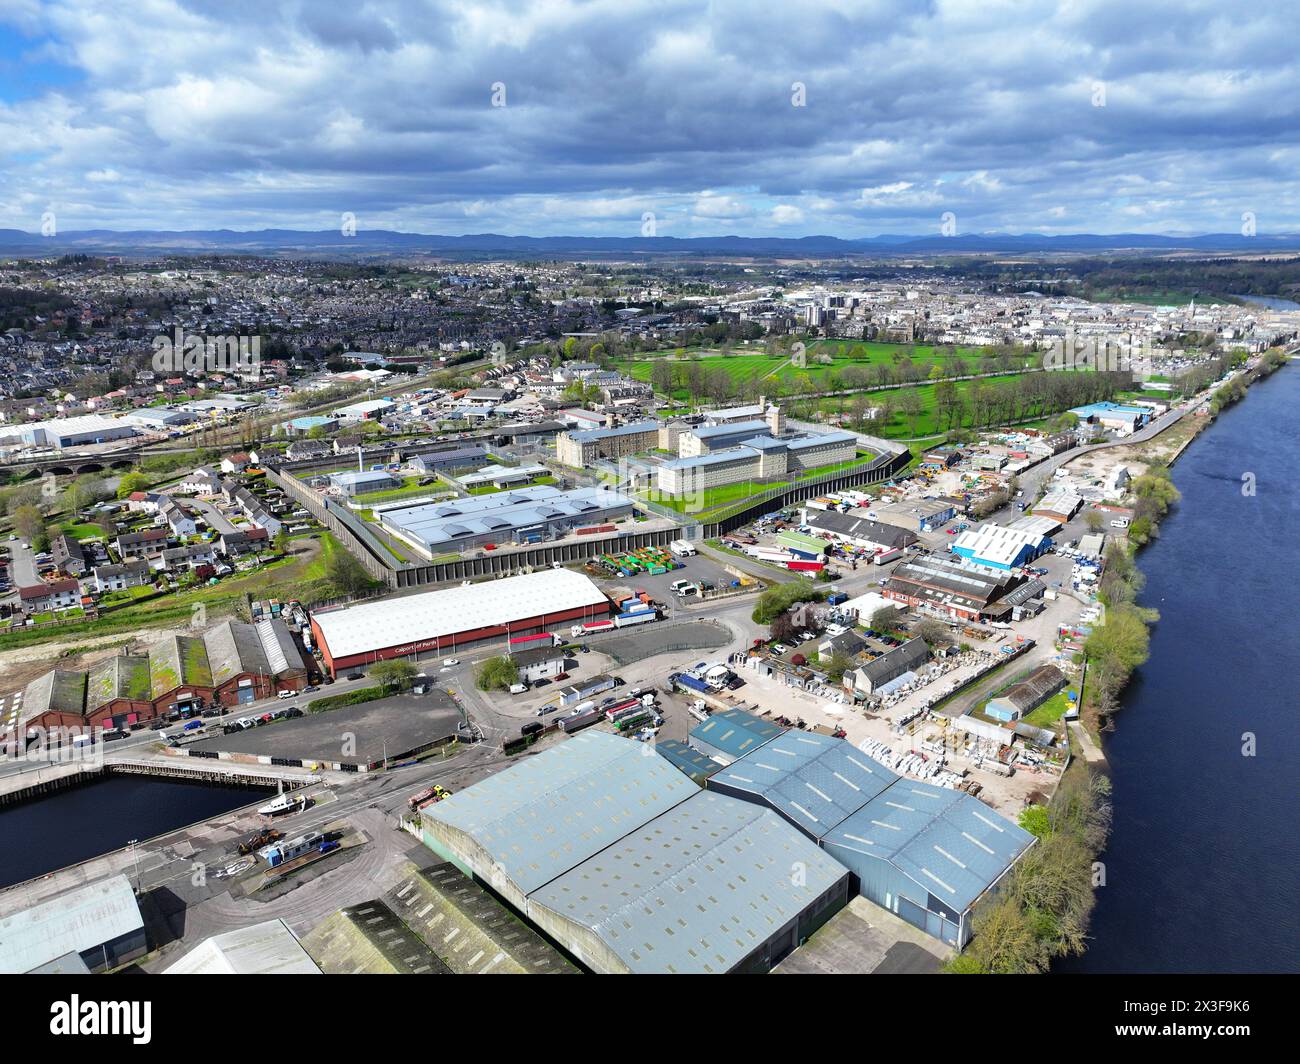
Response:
[[824, 784, 1034, 913], [527, 791, 847, 974], [313, 569, 610, 660], [0, 874, 142, 973], [421, 732, 698, 895], [709, 730, 899, 838]]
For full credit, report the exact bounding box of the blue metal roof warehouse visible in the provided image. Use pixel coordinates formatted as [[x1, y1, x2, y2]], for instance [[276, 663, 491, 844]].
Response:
[[823, 779, 1034, 947], [654, 738, 724, 785], [707, 729, 900, 839], [705, 732, 1035, 949], [688, 707, 786, 764]]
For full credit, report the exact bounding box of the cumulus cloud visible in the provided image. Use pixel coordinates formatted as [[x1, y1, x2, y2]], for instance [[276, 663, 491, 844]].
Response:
[[0, 0, 1295, 234]]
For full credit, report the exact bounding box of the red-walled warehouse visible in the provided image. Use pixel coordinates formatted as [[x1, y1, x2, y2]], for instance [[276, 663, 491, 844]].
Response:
[[310, 569, 612, 674]]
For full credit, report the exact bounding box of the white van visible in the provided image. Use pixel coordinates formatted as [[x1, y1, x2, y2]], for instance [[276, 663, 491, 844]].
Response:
[[1110, 518, 1130, 529], [277, 690, 294, 700]]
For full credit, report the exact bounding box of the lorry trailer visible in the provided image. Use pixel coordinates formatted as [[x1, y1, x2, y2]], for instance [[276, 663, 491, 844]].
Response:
[[671, 672, 712, 695], [560, 706, 603, 733], [613, 609, 657, 629]]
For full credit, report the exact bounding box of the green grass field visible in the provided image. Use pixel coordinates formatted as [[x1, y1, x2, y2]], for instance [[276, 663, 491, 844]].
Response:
[[1022, 689, 1077, 728], [353, 476, 443, 504], [613, 340, 1030, 404], [813, 372, 1033, 438]]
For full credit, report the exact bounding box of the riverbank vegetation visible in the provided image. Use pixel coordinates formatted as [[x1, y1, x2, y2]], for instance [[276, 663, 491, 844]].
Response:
[[947, 763, 1112, 973]]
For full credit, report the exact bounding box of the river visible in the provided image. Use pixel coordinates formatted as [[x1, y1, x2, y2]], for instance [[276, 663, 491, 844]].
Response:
[[0, 775, 271, 890], [1061, 364, 1300, 972], [1232, 293, 1300, 311]]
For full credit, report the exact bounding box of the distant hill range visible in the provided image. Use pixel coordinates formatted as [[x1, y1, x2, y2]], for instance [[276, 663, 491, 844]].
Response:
[[2, 227, 1299, 259]]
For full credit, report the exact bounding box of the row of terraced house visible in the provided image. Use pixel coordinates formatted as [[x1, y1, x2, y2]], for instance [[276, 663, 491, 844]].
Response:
[[15, 617, 310, 737]]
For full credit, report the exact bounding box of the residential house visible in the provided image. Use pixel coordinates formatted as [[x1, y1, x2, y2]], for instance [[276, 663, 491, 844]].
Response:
[[90, 560, 154, 592], [159, 544, 217, 572], [160, 500, 198, 537], [51, 532, 88, 577], [115, 528, 170, 560], [219, 528, 270, 557], [19, 579, 81, 612], [177, 467, 222, 495]]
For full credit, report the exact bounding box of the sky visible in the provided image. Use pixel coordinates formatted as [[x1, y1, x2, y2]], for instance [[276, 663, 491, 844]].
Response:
[[0, 0, 1297, 237]]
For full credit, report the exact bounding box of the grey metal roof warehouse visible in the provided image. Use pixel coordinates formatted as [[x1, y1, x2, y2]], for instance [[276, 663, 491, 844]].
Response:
[[802, 508, 919, 550], [418, 732, 853, 972], [707, 729, 899, 839], [0, 874, 144, 974], [420, 730, 697, 898], [378, 483, 633, 552], [527, 790, 849, 974], [166, 919, 322, 974]]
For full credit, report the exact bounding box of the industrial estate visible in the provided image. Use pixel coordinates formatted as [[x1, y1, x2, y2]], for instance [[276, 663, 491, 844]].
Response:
[[1, 240, 1290, 981], [2, 0, 1298, 986]]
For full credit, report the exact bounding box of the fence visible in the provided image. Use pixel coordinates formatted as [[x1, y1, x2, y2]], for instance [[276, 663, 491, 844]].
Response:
[[698, 447, 911, 536], [266, 438, 911, 590]]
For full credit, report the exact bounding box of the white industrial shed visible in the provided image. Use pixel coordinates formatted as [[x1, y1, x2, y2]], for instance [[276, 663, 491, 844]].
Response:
[[310, 568, 611, 673], [165, 919, 321, 974]]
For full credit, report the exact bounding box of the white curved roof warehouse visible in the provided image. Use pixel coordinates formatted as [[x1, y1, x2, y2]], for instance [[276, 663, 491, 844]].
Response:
[[310, 568, 610, 671]]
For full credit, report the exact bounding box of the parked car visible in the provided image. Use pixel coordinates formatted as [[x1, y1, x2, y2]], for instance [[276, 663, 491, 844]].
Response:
[[303, 685, 320, 693], [346, 672, 363, 681]]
